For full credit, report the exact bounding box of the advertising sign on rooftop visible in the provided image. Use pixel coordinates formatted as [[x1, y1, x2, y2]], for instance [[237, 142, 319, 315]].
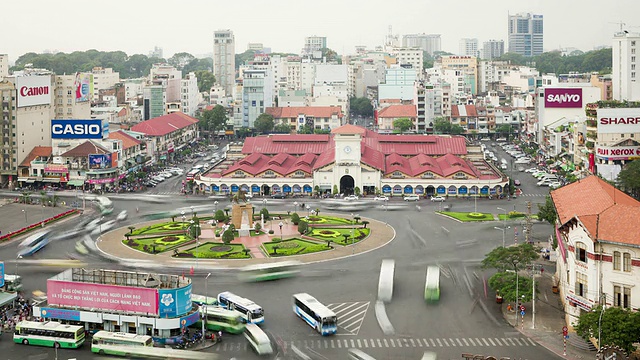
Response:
[[47, 279, 158, 315], [158, 283, 192, 318], [51, 119, 104, 139], [544, 88, 582, 108], [74, 73, 94, 103], [597, 108, 640, 134], [16, 75, 51, 108], [88, 154, 112, 169]]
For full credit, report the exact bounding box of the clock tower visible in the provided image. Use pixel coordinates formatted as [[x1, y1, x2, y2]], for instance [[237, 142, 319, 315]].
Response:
[[329, 124, 366, 195]]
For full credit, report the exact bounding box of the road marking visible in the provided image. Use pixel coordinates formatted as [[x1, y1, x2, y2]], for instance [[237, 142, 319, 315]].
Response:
[[456, 338, 463, 346], [436, 339, 442, 347], [507, 338, 516, 346], [326, 301, 370, 335], [468, 338, 476, 346], [481, 338, 490, 346], [337, 339, 341, 348], [362, 339, 367, 348], [442, 338, 449, 346], [410, 338, 416, 347], [490, 338, 498, 346], [350, 339, 355, 347], [377, 339, 382, 347], [528, 338, 537, 346], [449, 338, 456, 346], [513, 338, 523, 346], [429, 339, 436, 347]]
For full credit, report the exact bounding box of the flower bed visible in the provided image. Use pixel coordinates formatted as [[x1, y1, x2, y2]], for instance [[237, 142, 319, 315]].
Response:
[[438, 211, 494, 222], [121, 234, 194, 253], [306, 227, 370, 244], [0, 209, 79, 242], [306, 216, 353, 225], [174, 242, 250, 259], [262, 238, 332, 257], [130, 222, 191, 235]]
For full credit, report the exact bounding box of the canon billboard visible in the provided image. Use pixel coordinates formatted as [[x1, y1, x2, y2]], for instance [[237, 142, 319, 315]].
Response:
[[16, 75, 52, 108], [544, 88, 583, 108], [597, 108, 640, 134]]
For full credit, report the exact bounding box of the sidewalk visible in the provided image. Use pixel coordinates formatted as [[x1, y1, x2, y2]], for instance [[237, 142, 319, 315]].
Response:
[[500, 263, 596, 360], [96, 213, 395, 268]]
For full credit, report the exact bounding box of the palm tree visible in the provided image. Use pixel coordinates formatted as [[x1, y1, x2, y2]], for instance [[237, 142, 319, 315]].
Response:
[[20, 191, 32, 204], [127, 226, 135, 234], [50, 195, 60, 207], [40, 190, 48, 206]]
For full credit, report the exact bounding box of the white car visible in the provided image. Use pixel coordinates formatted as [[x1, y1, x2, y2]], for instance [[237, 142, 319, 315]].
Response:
[[525, 168, 539, 173], [515, 158, 531, 164], [373, 196, 389, 201], [344, 195, 359, 201], [537, 179, 552, 186], [404, 195, 420, 201], [116, 210, 128, 221], [430, 196, 446, 202], [90, 220, 117, 236], [549, 181, 562, 189]]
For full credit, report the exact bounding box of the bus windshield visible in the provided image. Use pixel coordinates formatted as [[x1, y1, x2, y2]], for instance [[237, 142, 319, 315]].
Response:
[[95, 196, 113, 215], [4, 275, 22, 292]]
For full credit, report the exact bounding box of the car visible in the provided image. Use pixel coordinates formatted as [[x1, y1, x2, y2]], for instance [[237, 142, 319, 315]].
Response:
[[344, 195, 359, 201], [271, 193, 286, 199], [373, 196, 389, 201], [514, 180, 521, 186], [549, 181, 562, 189], [144, 182, 156, 187], [517, 166, 525, 172], [537, 179, 552, 186], [404, 195, 420, 201], [500, 164, 508, 170], [116, 210, 128, 221], [525, 168, 539, 173], [515, 158, 530, 164], [430, 196, 446, 202]]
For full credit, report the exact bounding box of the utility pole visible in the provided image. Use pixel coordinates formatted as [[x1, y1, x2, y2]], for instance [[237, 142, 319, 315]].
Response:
[[525, 201, 532, 243]]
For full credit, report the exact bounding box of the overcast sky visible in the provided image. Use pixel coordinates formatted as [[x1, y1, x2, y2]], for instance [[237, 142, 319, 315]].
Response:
[[4, 0, 638, 61]]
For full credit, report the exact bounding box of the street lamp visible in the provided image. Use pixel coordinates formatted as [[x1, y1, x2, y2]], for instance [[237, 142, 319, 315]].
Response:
[[181, 211, 186, 232], [306, 205, 310, 217], [294, 201, 298, 213], [204, 272, 211, 334], [41, 204, 45, 227], [190, 206, 194, 216], [494, 226, 511, 248], [279, 221, 284, 241], [497, 207, 507, 230], [21, 209, 27, 226]]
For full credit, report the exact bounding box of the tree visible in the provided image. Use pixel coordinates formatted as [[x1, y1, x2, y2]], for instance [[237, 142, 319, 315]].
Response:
[[195, 70, 216, 93], [433, 117, 452, 134], [290, 213, 300, 225], [297, 124, 314, 134], [167, 52, 195, 70], [214, 209, 226, 222], [254, 113, 275, 134], [333, 185, 339, 195], [199, 105, 227, 133], [127, 226, 135, 234], [487, 272, 534, 303], [393, 118, 413, 133], [617, 160, 640, 198], [298, 220, 308, 235], [20, 191, 32, 204], [354, 187, 361, 196], [482, 243, 539, 272], [254, 222, 262, 232], [273, 123, 291, 133], [349, 97, 374, 118], [537, 195, 558, 225], [450, 124, 465, 135], [260, 207, 270, 220], [496, 124, 513, 136], [222, 229, 234, 244], [575, 305, 640, 353]]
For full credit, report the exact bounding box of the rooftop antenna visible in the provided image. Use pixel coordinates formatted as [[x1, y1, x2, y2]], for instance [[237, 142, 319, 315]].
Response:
[[609, 21, 626, 31]]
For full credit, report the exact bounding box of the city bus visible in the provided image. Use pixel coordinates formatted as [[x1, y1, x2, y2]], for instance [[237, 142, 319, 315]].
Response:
[[217, 291, 265, 324], [191, 294, 218, 306], [238, 261, 301, 282], [292, 293, 337, 336], [3, 274, 23, 292], [95, 196, 114, 215], [88, 344, 211, 359], [425, 265, 440, 302], [186, 169, 201, 181], [377, 259, 395, 303], [195, 306, 245, 334], [17, 230, 51, 257], [14, 320, 85, 348], [91, 331, 153, 355]]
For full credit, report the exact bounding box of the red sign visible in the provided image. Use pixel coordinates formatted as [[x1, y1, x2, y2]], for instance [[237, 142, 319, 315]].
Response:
[[520, 305, 526, 312], [544, 88, 583, 108], [47, 280, 158, 315]]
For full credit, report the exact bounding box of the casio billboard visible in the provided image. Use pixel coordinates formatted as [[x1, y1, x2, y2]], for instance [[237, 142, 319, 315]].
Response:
[[51, 119, 103, 139]]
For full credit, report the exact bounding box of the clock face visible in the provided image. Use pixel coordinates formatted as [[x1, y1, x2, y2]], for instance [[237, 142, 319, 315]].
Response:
[[344, 146, 352, 154]]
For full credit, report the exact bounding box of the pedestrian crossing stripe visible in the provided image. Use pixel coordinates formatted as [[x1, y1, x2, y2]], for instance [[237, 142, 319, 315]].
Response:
[[211, 337, 538, 352], [325, 301, 370, 335]]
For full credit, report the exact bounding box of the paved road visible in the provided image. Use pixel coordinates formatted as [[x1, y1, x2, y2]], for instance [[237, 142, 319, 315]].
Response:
[[0, 156, 559, 360]]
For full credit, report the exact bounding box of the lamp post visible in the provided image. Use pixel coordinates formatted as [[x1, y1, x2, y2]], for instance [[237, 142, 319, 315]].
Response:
[[293, 201, 298, 214], [279, 221, 284, 241], [306, 205, 310, 217], [598, 300, 606, 349], [181, 211, 186, 234], [494, 226, 511, 248], [41, 204, 45, 227], [474, 184, 478, 213], [191, 219, 198, 269], [190, 206, 194, 216], [497, 207, 507, 231], [204, 272, 211, 334], [21, 209, 27, 226], [384, 198, 388, 211]]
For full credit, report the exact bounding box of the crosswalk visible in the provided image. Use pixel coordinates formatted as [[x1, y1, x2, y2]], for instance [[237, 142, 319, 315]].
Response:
[[326, 301, 370, 335], [211, 336, 537, 352], [517, 193, 546, 197], [146, 191, 182, 195]]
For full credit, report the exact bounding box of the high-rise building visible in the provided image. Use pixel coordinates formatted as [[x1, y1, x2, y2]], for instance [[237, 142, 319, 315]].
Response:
[[613, 31, 640, 101], [508, 13, 544, 57], [148, 46, 163, 59], [213, 29, 236, 96], [482, 40, 505, 60], [459, 38, 479, 57], [402, 34, 441, 55], [303, 36, 327, 56], [0, 54, 8, 78]]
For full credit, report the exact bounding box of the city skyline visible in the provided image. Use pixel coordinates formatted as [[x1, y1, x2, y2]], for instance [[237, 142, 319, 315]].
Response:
[[3, 0, 638, 62]]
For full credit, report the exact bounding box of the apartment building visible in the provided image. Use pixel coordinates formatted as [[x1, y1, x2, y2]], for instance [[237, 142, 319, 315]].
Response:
[[402, 34, 441, 55], [213, 29, 236, 96], [508, 13, 544, 57], [612, 31, 640, 101]]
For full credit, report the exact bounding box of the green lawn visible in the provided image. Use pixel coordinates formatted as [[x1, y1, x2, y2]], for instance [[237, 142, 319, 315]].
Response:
[[262, 239, 332, 257], [130, 222, 191, 235], [306, 227, 370, 244], [174, 242, 250, 259], [122, 234, 193, 253], [305, 216, 353, 225], [439, 211, 495, 222]]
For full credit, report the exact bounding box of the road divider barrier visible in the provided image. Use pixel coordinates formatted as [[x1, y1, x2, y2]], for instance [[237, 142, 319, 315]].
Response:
[[374, 300, 395, 336]]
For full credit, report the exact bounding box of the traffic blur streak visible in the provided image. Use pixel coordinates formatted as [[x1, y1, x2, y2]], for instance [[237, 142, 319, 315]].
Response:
[[8, 259, 88, 268], [90, 345, 218, 359]]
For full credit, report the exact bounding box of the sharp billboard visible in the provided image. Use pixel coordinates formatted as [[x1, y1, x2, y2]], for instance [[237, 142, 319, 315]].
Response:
[[544, 88, 583, 108], [597, 108, 640, 134], [16, 75, 52, 108]]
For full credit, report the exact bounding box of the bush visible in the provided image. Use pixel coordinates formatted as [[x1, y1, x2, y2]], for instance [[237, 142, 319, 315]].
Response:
[[254, 222, 262, 232], [291, 212, 300, 225], [214, 209, 226, 222], [268, 229, 274, 234], [298, 220, 308, 235], [222, 229, 234, 244], [260, 207, 270, 220]]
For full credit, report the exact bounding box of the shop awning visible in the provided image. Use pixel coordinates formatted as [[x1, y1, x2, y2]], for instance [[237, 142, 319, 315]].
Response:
[[67, 179, 85, 186], [24, 179, 36, 184]]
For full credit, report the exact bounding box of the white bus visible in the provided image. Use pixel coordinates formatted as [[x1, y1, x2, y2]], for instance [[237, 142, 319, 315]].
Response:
[[95, 196, 114, 215], [292, 293, 337, 336], [17, 230, 51, 257], [185, 169, 201, 181], [14, 320, 85, 349], [238, 261, 301, 282], [217, 291, 264, 324], [89, 344, 212, 359], [425, 266, 440, 302], [244, 323, 273, 355], [377, 259, 395, 303], [91, 331, 153, 355]]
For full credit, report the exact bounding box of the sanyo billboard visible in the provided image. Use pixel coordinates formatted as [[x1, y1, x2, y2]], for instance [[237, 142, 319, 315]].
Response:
[[51, 119, 108, 139]]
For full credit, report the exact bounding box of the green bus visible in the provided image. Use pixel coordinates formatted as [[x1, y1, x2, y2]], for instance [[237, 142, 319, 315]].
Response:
[[191, 294, 218, 306], [14, 321, 85, 348], [238, 261, 301, 282], [424, 266, 440, 302], [195, 306, 245, 334], [91, 331, 153, 355]]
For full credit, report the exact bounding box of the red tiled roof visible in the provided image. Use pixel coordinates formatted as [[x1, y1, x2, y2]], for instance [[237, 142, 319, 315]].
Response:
[[551, 176, 640, 245], [223, 153, 316, 177], [451, 105, 478, 117], [331, 124, 365, 134], [109, 130, 141, 150], [384, 152, 477, 177], [19, 146, 52, 167], [130, 112, 198, 136], [378, 105, 417, 118], [242, 135, 332, 155], [364, 135, 467, 156], [265, 106, 344, 119], [60, 141, 109, 157]]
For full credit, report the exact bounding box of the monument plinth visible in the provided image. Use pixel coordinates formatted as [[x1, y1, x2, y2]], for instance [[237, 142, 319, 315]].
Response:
[[232, 203, 254, 237]]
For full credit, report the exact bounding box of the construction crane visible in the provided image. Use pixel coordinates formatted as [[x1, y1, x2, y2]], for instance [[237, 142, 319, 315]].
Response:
[[610, 21, 626, 31]]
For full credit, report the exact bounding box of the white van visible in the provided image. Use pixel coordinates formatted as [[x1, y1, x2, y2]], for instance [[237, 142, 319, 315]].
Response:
[[244, 323, 273, 355]]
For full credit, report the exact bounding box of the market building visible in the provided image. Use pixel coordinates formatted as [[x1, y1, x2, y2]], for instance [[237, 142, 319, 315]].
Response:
[[195, 124, 508, 197], [552, 176, 640, 328], [32, 268, 196, 344], [130, 112, 199, 164]]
